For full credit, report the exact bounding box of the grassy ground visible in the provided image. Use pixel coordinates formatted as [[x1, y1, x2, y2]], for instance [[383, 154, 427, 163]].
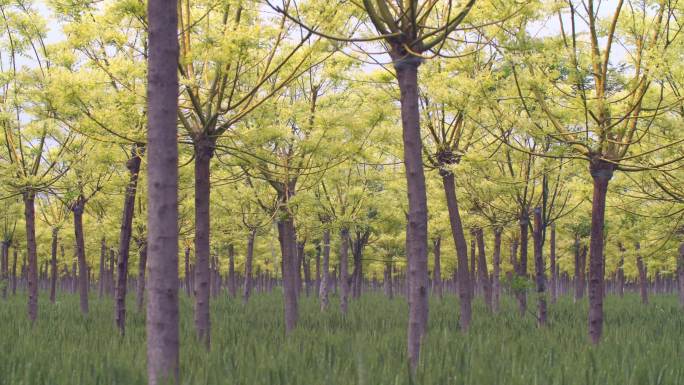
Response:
[[1, 291, 682, 385]]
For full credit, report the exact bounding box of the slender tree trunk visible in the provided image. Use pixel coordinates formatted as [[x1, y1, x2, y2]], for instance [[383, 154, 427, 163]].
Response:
[[314, 242, 321, 298], [193, 136, 213, 349], [532, 207, 547, 326], [517, 213, 529, 317], [136, 240, 148, 313], [432, 236, 442, 299], [99, 238, 105, 298], [146, 2, 180, 381], [678, 242, 684, 308], [319, 229, 330, 311], [1, 240, 8, 299], [395, 61, 429, 371], [587, 161, 613, 344], [48, 228, 58, 303], [469, 236, 476, 295], [184, 247, 191, 296], [617, 243, 625, 298], [339, 228, 350, 314], [243, 229, 256, 304], [115, 144, 144, 334], [475, 228, 492, 311], [228, 244, 236, 298], [549, 223, 557, 303], [384, 262, 393, 299], [492, 229, 502, 312], [23, 191, 38, 323], [11, 248, 17, 295], [295, 241, 305, 297], [636, 242, 648, 305], [440, 171, 471, 331], [303, 249, 312, 297]]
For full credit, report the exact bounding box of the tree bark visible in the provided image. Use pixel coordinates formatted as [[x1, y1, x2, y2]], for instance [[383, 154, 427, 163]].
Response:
[[136, 239, 147, 313], [184, 247, 191, 296], [227, 244, 236, 298], [1, 240, 8, 299], [11, 247, 17, 295], [384, 262, 393, 299], [469, 236, 476, 295], [319, 229, 330, 311], [115, 144, 144, 335], [339, 228, 350, 314], [432, 236, 442, 298], [99, 237, 105, 298], [243, 229, 256, 304], [73, 199, 90, 316], [517, 213, 529, 317], [549, 223, 557, 303], [475, 228, 492, 311], [678, 242, 684, 308], [440, 172, 471, 331], [277, 204, 299, 333], [146, 1, 180, 381], [193, 136, 213, 349], [587, 160, 613, 344], [533, 207, 547, 326], [617, 243, 625, 298], [23, 191, 38, 323], [395, 60, 429, 371], [492, 228, 502, 313], [636, 242, 648, 305]]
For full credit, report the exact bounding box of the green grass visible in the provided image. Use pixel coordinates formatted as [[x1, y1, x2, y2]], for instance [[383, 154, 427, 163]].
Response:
[[1, 291, 683, 385]]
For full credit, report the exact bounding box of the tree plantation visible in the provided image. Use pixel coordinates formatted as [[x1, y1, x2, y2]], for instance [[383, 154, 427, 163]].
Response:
[[1, 0, 684, 384]]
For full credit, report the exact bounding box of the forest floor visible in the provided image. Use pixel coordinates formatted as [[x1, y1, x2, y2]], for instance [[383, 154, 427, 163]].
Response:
[[1, 291, 682, 385]]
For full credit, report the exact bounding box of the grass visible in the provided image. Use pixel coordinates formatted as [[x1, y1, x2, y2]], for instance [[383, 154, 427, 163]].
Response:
[[1, 290, 683, 385]]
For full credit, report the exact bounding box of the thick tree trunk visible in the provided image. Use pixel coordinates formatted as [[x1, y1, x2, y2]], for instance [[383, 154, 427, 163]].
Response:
[[440, 171, 472, 331], [492, 229, 502, 312], [395, 61, 429, 371], [277, 206, 299, 333], [517, 213, 529, 317], [146, 2, 180, 381], [23, 191, 38, 323], [243, 229, 256, 304], [193, 136, 213, 349], [532, 207, 547, 326], [636, 242, 648, 305], [588, 161, 613, 344], [339, 228, 350, 314], [475, 228, 492, 311], [136, 240, 147, 313], [432, 236, 442, 298], [115, 144, 144, 334], [549, 223, 557, 303], [319, 229, 331, 311]]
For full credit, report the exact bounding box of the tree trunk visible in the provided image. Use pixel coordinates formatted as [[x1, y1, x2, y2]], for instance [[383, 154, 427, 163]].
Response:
[[395, 61, 429, 371], [678, 242, 684, 308], [587, 161, 613, 344], [617, 243, 625, 298], [319, 229, 331, 311], [136, 240, 147, 313], [315, 242, 321, 298], [23, 191, 38, 323], [184, 247, 191, 296], [339, 228, 350, 314], [469, 236, 476, 295], [384, 262, 393, 299], [228, 244, 236, 298], [492, 228, 502, 312], [115, 144, 144, 335], [146, 1, 180, 380], [549, 223, 557, 303], [99, 237, 105, 298], [277, 205, 299, 333], [636, 242, 648, 305], [517, 213, 529, 317], [48, 228, 57, 303], [11, 248, 17, 295], [440, 171, 472, 331], [1, 240, 8, 299], [475, 228, 492, 311], [193, 136, 213, 350], [532, 207, 546, 326], [432, 236, 442, 298], [243, 229, 256, 304]]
